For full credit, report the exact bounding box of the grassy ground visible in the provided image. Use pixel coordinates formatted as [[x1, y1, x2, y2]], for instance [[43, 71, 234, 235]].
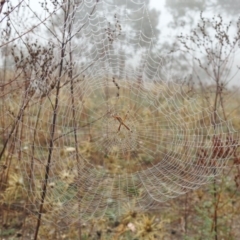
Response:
[[1, 76, 240, 240]]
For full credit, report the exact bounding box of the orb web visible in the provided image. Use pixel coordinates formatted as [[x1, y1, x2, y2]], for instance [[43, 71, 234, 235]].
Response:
[[1, 0, 239, 227]]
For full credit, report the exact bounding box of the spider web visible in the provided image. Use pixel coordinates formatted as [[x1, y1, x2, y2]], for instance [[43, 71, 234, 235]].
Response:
[[1, 0, 239, 227]]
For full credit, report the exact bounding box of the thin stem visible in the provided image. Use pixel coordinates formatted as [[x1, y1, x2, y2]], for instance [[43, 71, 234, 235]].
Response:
[[0, 98, 30, 162], [68, 1, 82, 238], [33, 2, 68, 238]]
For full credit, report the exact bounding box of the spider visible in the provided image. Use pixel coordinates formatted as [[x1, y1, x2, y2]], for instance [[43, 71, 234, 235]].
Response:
[[112, 110, 132, 133]]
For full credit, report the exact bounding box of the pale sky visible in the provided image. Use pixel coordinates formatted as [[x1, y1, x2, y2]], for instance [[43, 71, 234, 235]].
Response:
[[149, 0, 240, 87], [2, 0, 240, 87], [150, 0, 171, 30]]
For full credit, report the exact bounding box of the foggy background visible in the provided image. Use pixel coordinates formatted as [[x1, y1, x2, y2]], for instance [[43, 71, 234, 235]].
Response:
[[1, 0, 240, 87]]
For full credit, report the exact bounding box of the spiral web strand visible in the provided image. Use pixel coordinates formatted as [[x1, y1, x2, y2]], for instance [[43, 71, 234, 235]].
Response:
[[1, 0, 239, 227]]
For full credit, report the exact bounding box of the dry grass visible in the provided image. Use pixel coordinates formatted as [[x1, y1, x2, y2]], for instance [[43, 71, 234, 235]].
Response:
[[0, 74, 240, 240]]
